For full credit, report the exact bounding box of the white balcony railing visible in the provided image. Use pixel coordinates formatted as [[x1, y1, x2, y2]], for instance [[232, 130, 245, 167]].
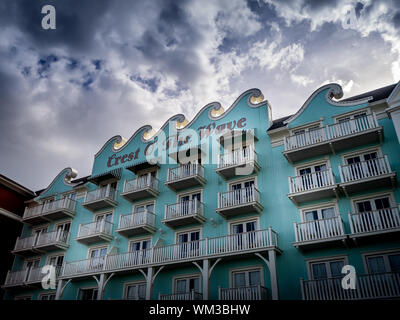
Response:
[[285, 114, 379, 151], [339, 156, 392, 183], [62, 228, 278, 277], [35, 230, 70, 247], [219, 285, 268, 300], [13, 235, 36, 251], [167, 164, 204, 182], [348, 207, 400, 235], [294, 216, 345, 243], [23, 198, 77, 220], [159, 290, 203, 300], [164, 199, 204, 220], [77, 221, 113, 238], [118, 211, 155, 230], [301, 272, 400, 300], [289, 169, 335, 194], [84, 185, 117, 203], [218, 186, 260, 209], [4, 266, 61, 287], [218, 147, 257, 168], [123, 176, 158, 193]]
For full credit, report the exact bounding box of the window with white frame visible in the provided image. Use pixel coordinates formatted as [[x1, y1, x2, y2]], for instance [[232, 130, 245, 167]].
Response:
[[176, 229, 200, 258], [308, 257, 346, 280], [229, 179, 255, 205], [231, 220, 258, 234], [302, 206, 336, 222], [134, 202, 155, 214], [364, 251, 400, 274], [297, 162, 329, 190], [174, 275, 201, 294], [23, 258, 40, 281], [88, 247, 107, 271], [129, 238, 151, 264], [61, 192, 76, 201], [32, 225, 49, 246], [94, 212, 113, 233], [136, 168, 157, 188], [231, 268, 263, 288], [292, 123, 323, 147], [125, 282, 146, 300], [337, 111, 369, 135], [55, 221, 71, 242], [48, 255, 64, 274], [178, 191, 201, 215]]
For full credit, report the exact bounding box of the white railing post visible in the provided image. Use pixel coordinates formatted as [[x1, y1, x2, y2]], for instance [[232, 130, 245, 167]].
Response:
[[293, 222, 299, 242]]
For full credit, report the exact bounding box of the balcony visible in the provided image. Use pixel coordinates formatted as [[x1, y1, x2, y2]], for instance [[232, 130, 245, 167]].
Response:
[[61, 228, 279, 279], [339, 156, 396, 195], [12, 231, 69, 256], [11, 235, 37, 256], [293, 216, 346, 250], [165, 164, 206, 192], [82, 185, 117, 211], [301, 272, 400, 300], [22, 198, 77, 225], [159, 291, 203, 300], [163, 199, 206, 228], [116, 211, 156, 237], [121, 176, 159, 202], [216, 186, 263, 218], [3, 267, 61, 288], [283, 114, 382, 163], [218, 285, 268, 300], [76, 221, 113, 244], [216, 148, 260, 180], [348, 206, 400, 240], [34, 230, 70, 252], [288, 169, 337, 205]]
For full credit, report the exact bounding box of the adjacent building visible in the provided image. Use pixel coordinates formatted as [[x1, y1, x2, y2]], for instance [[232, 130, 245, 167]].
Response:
[[3, 81, 400, 300]]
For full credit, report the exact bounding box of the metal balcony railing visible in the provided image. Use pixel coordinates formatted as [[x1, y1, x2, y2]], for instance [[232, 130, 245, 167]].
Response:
[[77, 221, 113, 238], [118, 211, 155, 230], [218, 147, 257, 168], [285, 114, 379, 151], [13, 235, 36, 251], [289, 169, 335, 194], [23, 198, 76, 220], [62, 228, 278, 277], [159, 290, 203, 300], [301, 272, 400, 300], [35, 230, 70, 247], [164, 199, 204, 220], [218, 285, 268, 300], [218, 186, 260, 209], [4, 266, 62, 287], [339, 156, 392, 183], [294, 216, 345, 243], [348, 206, 400, 235], [123, 176, 158, 193], [84, 185, 117, 203], [167, 164, 204, 182]]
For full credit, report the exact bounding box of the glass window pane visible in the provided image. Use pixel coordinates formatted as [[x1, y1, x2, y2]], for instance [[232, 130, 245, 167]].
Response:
[[233, 272, 246, 287], [249, 271, 261, 286], [311, 263, 328, 279], [305, 210, 318, 221], [321, 207, 335, 219], [388, 254, 400, 272], [367, 256, 386, 274], [176, 279, 187, 293], [329, 261, 344, 277]]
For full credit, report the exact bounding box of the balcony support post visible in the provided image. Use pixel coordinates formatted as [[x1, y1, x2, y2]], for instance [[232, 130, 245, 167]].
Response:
[[139, 266, 164, 300], [55, 279, 71, 300], [193, 258, 221, 300], [255, 250, 279, 300]]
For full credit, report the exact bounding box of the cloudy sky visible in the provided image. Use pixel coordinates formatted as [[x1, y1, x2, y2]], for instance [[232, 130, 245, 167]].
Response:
[[0, 0, 399, 191]]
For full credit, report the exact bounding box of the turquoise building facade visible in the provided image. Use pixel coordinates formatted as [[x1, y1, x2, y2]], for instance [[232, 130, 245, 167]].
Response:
[[3, 82, 400, 300]]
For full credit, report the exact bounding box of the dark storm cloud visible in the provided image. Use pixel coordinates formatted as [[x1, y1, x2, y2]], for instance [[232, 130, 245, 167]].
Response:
[[0, 0, 399, 190]]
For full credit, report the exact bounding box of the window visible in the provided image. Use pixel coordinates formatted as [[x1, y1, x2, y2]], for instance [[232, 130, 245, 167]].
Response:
[[79, 288, 98, 300], [177, 230, 200, 258], [297, 163, 329, 190], [134, 202, 155, 214], [62, 192, 76, 201], [231, 220, 258, 248], [48, 255, 64, 275], [354, 195, 393, 230], [129, 239, 151, 264], [89, 247, 107, 271], [179, 192, 201, 215], [365, 252, 400, 274], [55, 222, 71, 242], [344, 151, 383, 179], [232, 268, 263, 288], [309, 258, 346, 279], [125, 282, 146, 300], [292, 124, 323, 147], [175, 276, 200, 294], [229, 179, 255, 204], [136, 169, 157, 188], [41, 196, 56, 211], [94, 212, 113, 233], [337, 112, 368, 135], [99, 181, 117, 198], [32, 226, 48, 246], [23, 259, 40, 281], [39, 293, 56, 300], [303, 207, 336, 222]]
